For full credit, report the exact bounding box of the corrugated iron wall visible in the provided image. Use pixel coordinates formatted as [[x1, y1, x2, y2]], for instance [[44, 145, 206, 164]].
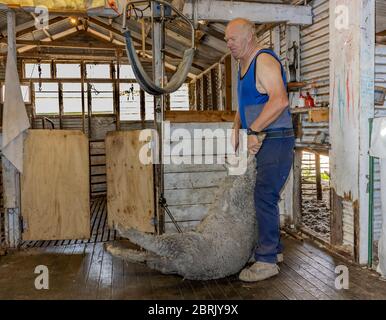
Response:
[[300, 0, 330, 105], [257, 29, 272, 48], [375, 45, 386, 117], [0, 157, 5, 249], [0, 61, 5, 80], [296, 0, 330, 149], [372, 44, 386, 263]]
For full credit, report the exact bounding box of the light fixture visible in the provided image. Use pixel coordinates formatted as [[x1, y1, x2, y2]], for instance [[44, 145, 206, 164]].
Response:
[[70, 17, 78, 25]]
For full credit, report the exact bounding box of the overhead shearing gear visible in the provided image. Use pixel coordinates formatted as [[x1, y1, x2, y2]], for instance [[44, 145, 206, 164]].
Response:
[[122, 0, 196, 95]]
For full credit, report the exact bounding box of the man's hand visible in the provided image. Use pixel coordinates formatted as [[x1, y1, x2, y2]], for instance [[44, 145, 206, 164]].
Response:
[[231, 126, 240, 153], [247, 132, 266, 155]]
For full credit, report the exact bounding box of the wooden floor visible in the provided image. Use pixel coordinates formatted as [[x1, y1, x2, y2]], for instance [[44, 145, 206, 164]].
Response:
[[1, 234, 386, 300]]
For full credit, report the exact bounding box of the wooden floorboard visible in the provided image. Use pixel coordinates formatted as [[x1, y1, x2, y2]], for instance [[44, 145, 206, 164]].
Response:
[[2, 235, 386, 300]]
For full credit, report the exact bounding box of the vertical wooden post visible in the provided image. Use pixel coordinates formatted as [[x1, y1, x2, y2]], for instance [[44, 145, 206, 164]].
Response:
[[218, 63, 224, 111], [330, 189, 343, 246], [58, 82, 63, 129], [195, 79, 200, 111], [199, 77, 204, 110], [292, 148, 303, 227], [80, 61, 85, 134], [285, 25, 300, 83], [225, 55, 232, 111], [112, 60, 120, 131], [87, 83, 92, 139], [231, 56, 238, 111], [152, 2, 165, 234], [188, 81, 196, 110], [315, 153, 322, 200], [329, 0, 375, 264], [210, 68, 218, 110], [202, 74, 208, 110], [273, 26, 281, 56], [140, 88, 146, 128], [2, 10, 21, 248], [165, 94, 170, 111]]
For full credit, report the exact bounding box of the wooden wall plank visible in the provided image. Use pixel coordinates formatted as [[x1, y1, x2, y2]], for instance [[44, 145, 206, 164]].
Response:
[[21, 130, 90, 240], [106, 131, 154, 233], [165, 110, 235, 122]]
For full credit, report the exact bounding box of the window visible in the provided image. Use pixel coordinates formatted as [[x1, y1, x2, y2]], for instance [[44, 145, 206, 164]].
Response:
[[2, 84, 31, 104], [86, 63, 110, 79], [119, 83, 140, 121], [56, 63, 81, 78], [34, 83, 59, 115], [24, 63, 51, 79], [63, 83, 85, 114], [145, 93, 154, 120], [118, 64, 136, 79], [90, 82, 114, 114], [170, 83, 189, 110]]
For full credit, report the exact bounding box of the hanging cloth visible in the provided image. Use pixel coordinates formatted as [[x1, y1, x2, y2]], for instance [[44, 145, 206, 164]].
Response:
[[2, 53, 30, 173]]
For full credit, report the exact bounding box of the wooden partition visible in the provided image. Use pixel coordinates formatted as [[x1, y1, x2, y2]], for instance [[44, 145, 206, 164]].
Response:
[[21, 130, 90, 240], [106, 131, 154, 233]]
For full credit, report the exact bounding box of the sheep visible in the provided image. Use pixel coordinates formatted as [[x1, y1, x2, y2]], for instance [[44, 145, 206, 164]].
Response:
[[105, 155, 259, 280]]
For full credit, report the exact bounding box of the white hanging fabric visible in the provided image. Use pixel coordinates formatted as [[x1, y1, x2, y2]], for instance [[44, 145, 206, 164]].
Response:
[[1, 53, 30, 173], [369, 117, 386, 278]]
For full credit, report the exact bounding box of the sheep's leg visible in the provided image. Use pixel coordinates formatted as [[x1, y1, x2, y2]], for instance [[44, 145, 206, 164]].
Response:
[[116, 225, 174, 258], [104, 243, 154, 263]]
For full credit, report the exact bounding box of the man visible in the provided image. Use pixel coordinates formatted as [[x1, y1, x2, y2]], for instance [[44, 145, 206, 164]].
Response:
[[225, 18, 295, 282]]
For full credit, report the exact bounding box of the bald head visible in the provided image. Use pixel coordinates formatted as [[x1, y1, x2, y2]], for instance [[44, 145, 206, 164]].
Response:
[[225, 18, 258, 60], [226, 18, 256, 38]]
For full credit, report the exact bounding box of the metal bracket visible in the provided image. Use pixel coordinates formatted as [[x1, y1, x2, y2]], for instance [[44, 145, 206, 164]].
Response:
[[152, 1, 172, 18], [159, 194, 183, 233], [20, 216, 27, 233]]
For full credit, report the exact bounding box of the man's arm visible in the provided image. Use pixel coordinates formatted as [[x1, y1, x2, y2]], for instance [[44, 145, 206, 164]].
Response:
[[231, 110, 241, 152], [249, 54, 289, 132], [233, 110, 241, 129]]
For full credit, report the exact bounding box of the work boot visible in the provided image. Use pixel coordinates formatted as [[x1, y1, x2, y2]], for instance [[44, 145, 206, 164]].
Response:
[[239, 261, 280, 282], [248, 253, 284, 264]]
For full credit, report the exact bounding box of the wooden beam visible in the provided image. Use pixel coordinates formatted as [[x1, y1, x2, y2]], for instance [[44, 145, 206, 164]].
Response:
[[165, 110, 235, 122], [14, 39, 126, 50], [182, 1, 313, 25], [17, 26, 80, 53]]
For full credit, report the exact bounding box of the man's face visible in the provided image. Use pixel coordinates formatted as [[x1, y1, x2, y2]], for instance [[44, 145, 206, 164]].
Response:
[[225, 24, 248, 59]]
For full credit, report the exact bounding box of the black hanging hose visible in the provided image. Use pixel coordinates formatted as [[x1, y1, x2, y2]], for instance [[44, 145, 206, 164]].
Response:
[[122, 0, 196, 95]]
